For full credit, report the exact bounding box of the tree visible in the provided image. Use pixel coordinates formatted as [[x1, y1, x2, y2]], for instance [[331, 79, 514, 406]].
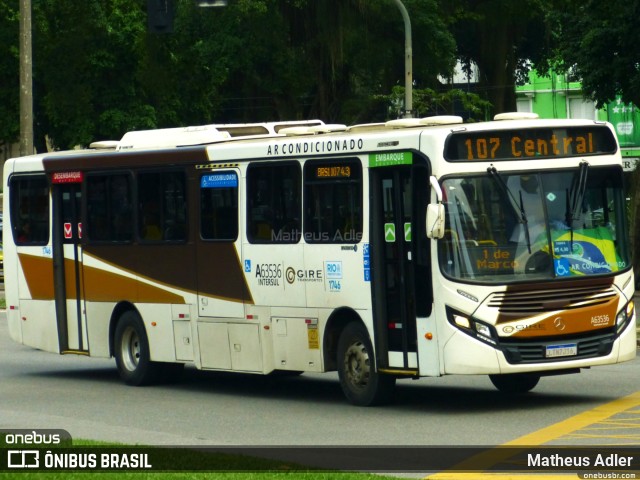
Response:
[[33, 0, 158, 149], [553, 0, 640, 108], [206, 0, 457, 123], [444, 0, 554, 116], [0, 0, 19, 147], [18, 0, 458, 148]]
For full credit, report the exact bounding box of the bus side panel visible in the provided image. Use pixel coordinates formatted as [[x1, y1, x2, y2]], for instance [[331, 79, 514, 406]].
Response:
[[270, 309, 323, 373], [197, 322, 232, 370], [138, 303, 185, 364], [196, 321, 265, 372], [83, 301, 113, 358], [17, 300, 60, 353], [3, 242, 23, 346], [8, 249, 59, 353], [242, 245, 306, 307], [301, 244, 370, 310]]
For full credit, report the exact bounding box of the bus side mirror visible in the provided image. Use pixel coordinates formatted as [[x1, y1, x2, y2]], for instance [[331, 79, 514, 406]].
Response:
[[427, 176, 445, 239], [426, 204, 445, 239]]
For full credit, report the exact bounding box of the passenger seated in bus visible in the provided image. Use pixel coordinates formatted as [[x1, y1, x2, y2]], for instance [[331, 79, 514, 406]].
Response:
[[17, 222, 31, 243], [141, 213, 162, 240]]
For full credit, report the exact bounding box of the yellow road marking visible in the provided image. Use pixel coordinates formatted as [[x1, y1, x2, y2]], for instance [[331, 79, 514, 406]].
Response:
[[426, 391, 640, 479], [502, 391, 640, 446]]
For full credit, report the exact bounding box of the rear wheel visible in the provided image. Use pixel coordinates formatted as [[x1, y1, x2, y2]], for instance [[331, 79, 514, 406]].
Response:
[[114, 311, 163, 386], [337, 322, 395, 406], [489, 373, 540, 394]]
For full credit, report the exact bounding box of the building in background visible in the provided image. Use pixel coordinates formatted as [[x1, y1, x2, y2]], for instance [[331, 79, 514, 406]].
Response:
[[516, 71, 640, 173]]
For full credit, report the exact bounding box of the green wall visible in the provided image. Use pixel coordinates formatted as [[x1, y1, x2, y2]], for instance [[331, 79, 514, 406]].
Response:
[[517, 70, 640, 170]]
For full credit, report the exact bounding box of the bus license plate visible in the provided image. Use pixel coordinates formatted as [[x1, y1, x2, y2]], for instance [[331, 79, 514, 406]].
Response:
[[545, 343, 577, 358]]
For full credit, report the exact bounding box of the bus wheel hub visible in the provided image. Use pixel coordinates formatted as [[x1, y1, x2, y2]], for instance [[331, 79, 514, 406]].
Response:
[[344, 342, 370, 387]]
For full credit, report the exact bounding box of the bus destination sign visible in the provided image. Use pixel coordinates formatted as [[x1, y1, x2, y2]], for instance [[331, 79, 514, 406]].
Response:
[[315, 165, 352, 179], [444, 126, 617, 162]]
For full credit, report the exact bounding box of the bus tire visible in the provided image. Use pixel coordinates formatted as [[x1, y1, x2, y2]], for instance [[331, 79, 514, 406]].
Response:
[[114, 311, 161, 386], [489, 373, 540, 394], [337, 322, 395, 406]]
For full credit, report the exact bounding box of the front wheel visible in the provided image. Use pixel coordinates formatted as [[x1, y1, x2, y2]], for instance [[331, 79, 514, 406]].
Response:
[[489, 373, 540, 394], [337, 322, 395, 406], [114, 311, 163, 386]]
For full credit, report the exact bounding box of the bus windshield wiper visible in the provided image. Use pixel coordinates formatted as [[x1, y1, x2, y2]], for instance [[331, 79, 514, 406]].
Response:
[[565, 161, 589, 247], [487, 165, 531, 253]]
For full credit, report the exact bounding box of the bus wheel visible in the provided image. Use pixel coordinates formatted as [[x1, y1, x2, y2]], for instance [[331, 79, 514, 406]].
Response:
[[337, 322, 395, 406], [114, 311, 161, 386], [489, 373, 540, 394]]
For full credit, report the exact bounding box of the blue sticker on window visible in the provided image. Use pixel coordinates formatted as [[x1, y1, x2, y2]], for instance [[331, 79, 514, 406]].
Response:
[[201, 173, 238, 188]]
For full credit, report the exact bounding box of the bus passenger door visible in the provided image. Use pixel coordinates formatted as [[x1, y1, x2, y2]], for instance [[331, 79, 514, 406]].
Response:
[[196, 169, 247, 319], [370, 159, 431, 372], [52, 181, 89, 354]]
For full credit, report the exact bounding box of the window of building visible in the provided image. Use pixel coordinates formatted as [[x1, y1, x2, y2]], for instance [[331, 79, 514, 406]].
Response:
[[200, 171, 238, 241], [516, 96, 533, 113], [247, 162, 301, 243], [568, 97, 596, 120], [9, 175, 50, 245], [303, 159, 362, 243]]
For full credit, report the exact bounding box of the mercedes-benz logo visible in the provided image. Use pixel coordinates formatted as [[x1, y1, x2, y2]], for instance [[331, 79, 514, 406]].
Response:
[[554, 317, 566, 331]]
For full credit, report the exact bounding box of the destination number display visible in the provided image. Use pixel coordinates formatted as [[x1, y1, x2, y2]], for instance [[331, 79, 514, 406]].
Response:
[[307, 159, 361, 181], [315, 165, 352, 178], [444, 126, 617, 162]]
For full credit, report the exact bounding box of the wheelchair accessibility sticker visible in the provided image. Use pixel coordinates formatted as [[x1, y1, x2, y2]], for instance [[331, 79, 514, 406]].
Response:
[[554, 258, 571, 277]]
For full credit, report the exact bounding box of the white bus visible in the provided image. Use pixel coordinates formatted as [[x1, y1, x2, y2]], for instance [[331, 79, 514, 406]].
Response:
[[3, 114, 636, 406]]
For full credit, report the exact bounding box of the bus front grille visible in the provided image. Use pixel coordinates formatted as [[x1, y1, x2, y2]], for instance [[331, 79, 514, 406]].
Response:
[[487, 285, 618, 313], [500, 331, 616, 364]]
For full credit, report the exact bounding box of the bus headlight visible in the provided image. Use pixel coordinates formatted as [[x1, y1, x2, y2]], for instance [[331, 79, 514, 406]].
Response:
[[615, 300, 635, 334], [446, 306, 497, 345], [474, 322, 494, 341]]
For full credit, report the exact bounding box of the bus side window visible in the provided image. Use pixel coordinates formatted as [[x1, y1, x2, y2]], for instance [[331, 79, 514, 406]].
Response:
[[138, 170, 187, 243], [200, 171, 238, 241], [86, 173, 133, 243], [9, 175, 50, 245], [303, 159, 362, 244], [247, 163, 301, 244]]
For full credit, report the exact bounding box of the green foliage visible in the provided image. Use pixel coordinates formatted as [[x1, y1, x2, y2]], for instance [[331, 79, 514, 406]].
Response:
[[34, 0, 151, 148], [0, 0, 19, 144], [381, 85, 491, 121], [443, 0, 555, 114], [552, 0, 640, 108], [0, 0, 584, 148], [10, 0, 462, 149]]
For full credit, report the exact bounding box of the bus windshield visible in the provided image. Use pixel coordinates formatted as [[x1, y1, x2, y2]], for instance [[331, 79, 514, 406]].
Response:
[[439, 166, 630, 283]]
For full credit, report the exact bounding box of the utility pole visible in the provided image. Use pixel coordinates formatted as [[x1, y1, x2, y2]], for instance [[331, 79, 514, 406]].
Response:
[[19, 0, 34, 155], [391, 0, 412, 118]]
